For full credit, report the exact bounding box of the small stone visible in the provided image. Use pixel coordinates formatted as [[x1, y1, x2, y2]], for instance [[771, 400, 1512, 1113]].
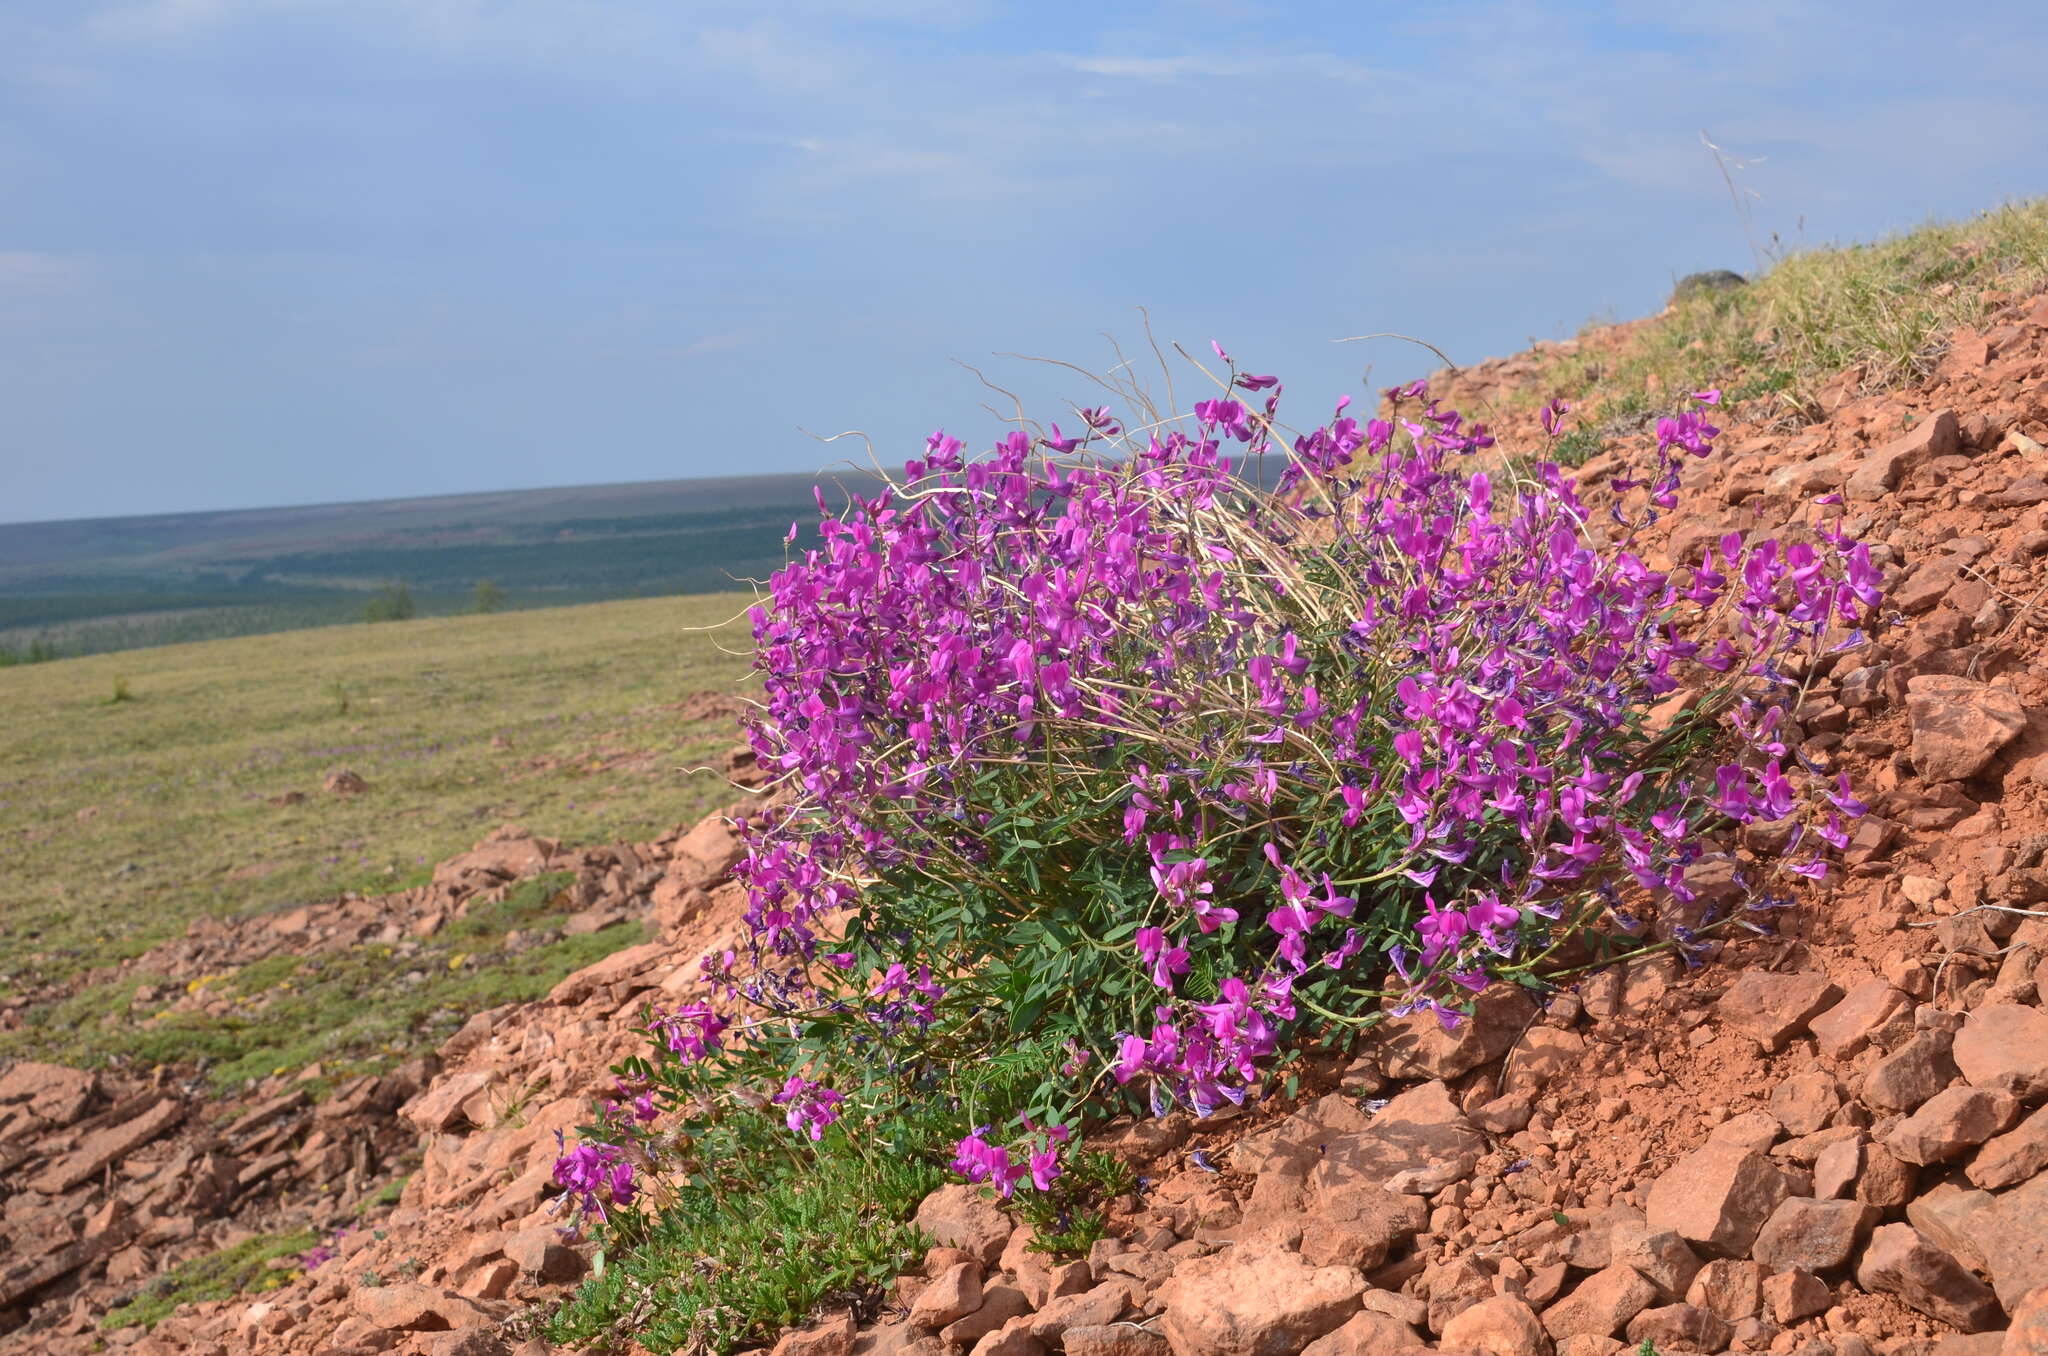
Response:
[[1769, 1072, 1842, 1137], [915, 1186, 1012, 1265], [1953, 1003, 2048, 1098], [1607, 1222, 1701, 1301], [1861, 1030, 1959, 1113], [910, 1262, 983, 1330], [1024, 1281, 1135, 1345], [1684, 1258, 1763, 1322], [1624, 1302, 1731, 1354], [1541, 1265, 1659, 1341], [354, 1284, 494, 1333], [1854, 1224, 2001, 1332], [1812, 1136, 1860, 1200], [1885, 1084, 2021, 1164], [1761, 1269, 1831, 1325], [1968, 1102, 2048, 1189], [503, 1227, 585, 1284], [1471, 1094, 1536, 1135], [1380, 984, 1538, 1081], [1905, 674, 2027, 781], [940, 1287, 1032, 1347], [1157, 1242, 1366, 1356], [1853, 1141, 1918, 1209], [2005, 1287, 2048, 1356], [1751, 1197, 1878, 1273], [1296, 1310, 1426, 1356], [1714, 971, 1843, 1052], [1984, 1171, 2048, 1311], [1060, 1326, 1171, 1356], [1439, 1295, 1550, 1356], [1644, 1142, 1790, 1257], [1907, 1182, 1997, 1274]]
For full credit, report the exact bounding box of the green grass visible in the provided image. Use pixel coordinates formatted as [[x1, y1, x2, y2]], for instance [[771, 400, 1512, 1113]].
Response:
[[547, 1101, 958, 1356], [0, 593, 754, 1076], [1460, 198, 2048, 433], [101, 1229, 318, 1331], [4, 874, 651, 1090]]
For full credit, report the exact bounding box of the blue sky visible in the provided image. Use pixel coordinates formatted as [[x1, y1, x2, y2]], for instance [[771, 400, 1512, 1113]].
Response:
[[3, 1, 2045, 523]]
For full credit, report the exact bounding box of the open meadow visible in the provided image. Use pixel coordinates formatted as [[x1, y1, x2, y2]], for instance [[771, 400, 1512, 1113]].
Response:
[[0, 593, 753, 1079]]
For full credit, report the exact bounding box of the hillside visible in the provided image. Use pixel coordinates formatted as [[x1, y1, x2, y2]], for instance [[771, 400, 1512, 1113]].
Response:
[[4, 205, 2048, 1356]]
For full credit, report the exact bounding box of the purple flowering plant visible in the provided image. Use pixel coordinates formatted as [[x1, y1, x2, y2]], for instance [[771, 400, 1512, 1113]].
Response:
[[558, 349, 1881, 1249]]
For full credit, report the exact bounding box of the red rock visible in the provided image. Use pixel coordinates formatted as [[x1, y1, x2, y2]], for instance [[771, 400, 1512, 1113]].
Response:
[[968, 1317, 1045, 1356], [1309, 1081, 1485, 1196], [1297, 1185, 1428, 1271], [1768, 1072, 1842, 1137], [1023, 1280, 1135, 1344], [354, 1283, 494, 1332], [1439, 1295, 1550, 1356], [31, 1096, 183, 1194], [1498, 1028, 1587, 1096], [1606, 1222, 1701, 1301], [503, 1226, 585, 1284], [404, 1072, 493, 1135], [1954, 1003, 2048, 1099], [913, 1186, 1012, 1266], [1714, 970, 1842, 1052], [1813, 1135, 1861, 1199], [427, 1325, 513, 1356], [1846, 409, 1958, 498], [1968, 1102, 2048, 1189], [1379, 984, 1537, 1081], [1986, 1171, 2048, 1312], [1854, 1140, 1918, 1209], [909, 1261, 983, 1330], [1750, 1197, 1878, 1273], [1643, 1142, 1790, 1257], [1761, 1269, 1831, 1324], [546, 940, 673, 1005], [1683, 1258, 1762, 1322], [1861, 1030, 1960, 1112], [0, 1062, 98, 1125], [1907, 1182, 1997, 1274], [1885, 1085, 2021, 1164], [774, 1310, 857, 1356], [2006, 1286, 2048, 1356], [1296, 1309, 1423, 1356], [1061, 1325, 1172, 1356], [1854, 1223, 2001, 1332], [668, 816, 747, 891], [1157, 1242, 1366, 1356], [1906, 675, 2027, 781], [1624, 1302, 1729, 1353], [939, 1286, 1032, 1346], [1540, 1265, 1657, 1341]]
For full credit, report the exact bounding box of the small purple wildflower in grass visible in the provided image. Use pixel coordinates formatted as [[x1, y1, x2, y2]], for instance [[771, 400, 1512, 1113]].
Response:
[[772, 1075, 844, 1141], [551, 1132, 635, 1223]]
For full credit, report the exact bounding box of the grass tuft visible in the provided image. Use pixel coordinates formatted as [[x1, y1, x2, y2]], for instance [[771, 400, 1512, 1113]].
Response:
[[101, 1229, 317, 1331], [1464, 198, 2048, 430]]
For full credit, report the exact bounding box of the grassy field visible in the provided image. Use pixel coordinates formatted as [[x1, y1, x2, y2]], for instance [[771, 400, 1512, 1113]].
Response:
[[0, 594, 754, 1080], [1455, 197, 2048, 454]]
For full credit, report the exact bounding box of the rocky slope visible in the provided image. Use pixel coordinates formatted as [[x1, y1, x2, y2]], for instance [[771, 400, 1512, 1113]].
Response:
[[6, 293, 2048, 1355]]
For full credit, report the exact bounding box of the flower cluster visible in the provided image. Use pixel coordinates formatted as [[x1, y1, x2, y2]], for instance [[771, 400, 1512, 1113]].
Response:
[[552, 1133, 636, 1223], [557, 352, 1882, 1221], [772, 1075, 845, 1142], [952, 1122, 1069, 1198]]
